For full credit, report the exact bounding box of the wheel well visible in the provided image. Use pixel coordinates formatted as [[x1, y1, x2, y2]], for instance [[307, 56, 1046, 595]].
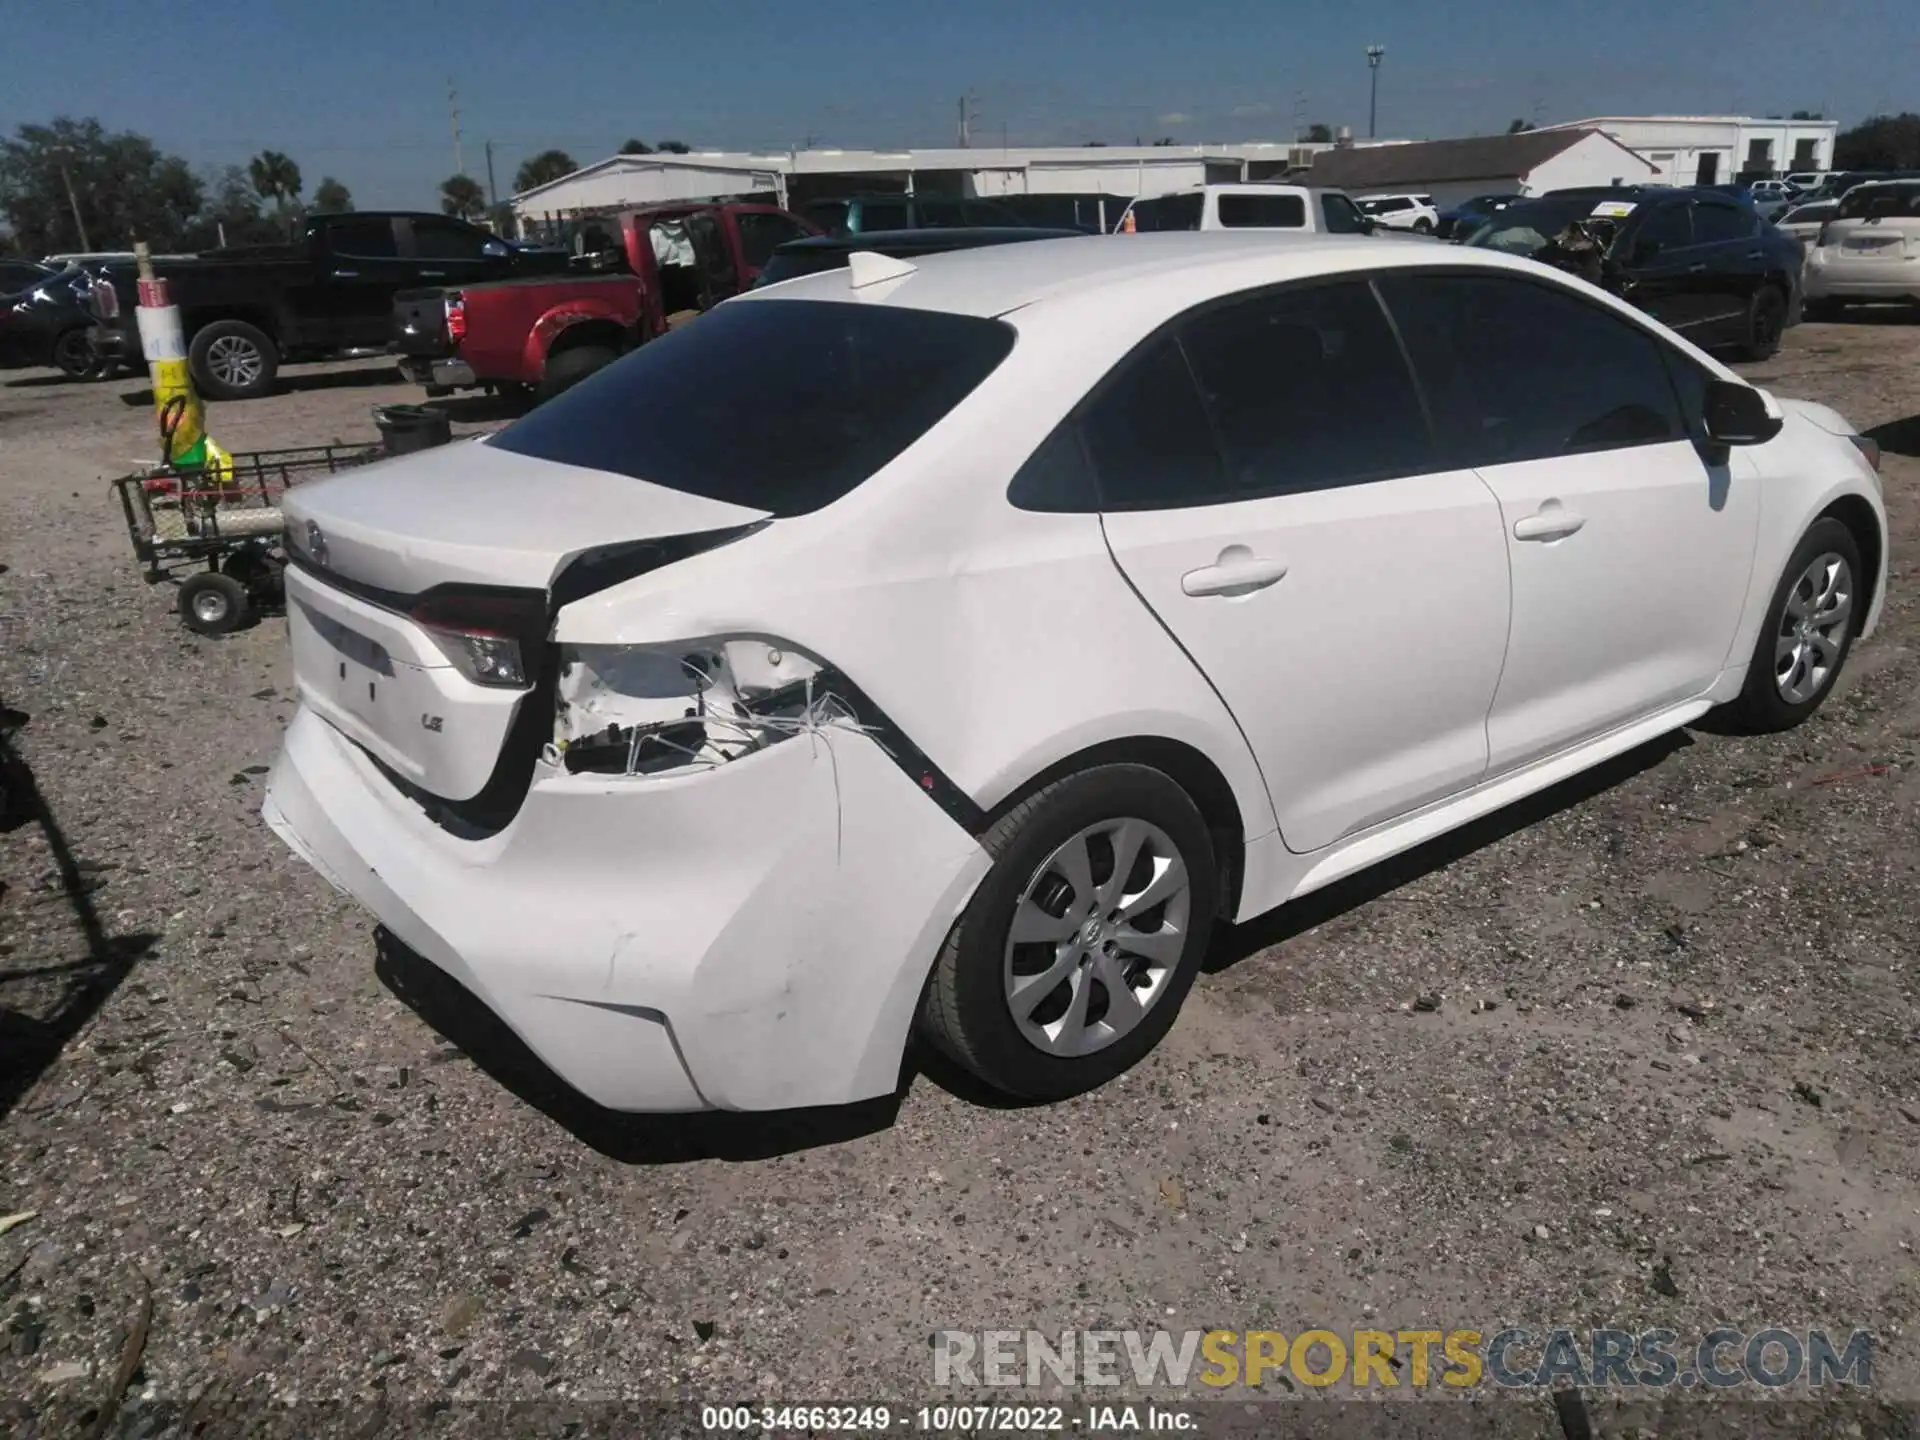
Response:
[[186, 310, 279, 344], [545, 319, 626, 361], [981, 738, 1248, 919], [1821, 493, 1883, 612]]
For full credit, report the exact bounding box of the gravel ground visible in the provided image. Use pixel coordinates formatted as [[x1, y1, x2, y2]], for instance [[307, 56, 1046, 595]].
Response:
[[1, 328, 1917, 1437]]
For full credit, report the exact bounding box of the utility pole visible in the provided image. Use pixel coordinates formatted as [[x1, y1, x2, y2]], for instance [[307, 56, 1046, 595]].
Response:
[[448, 79, 465, 176], [958, 92, 979, 148], [51, 148, 91, 251], [484, 140, 499, 210], [1365, 45, 1386, 139]]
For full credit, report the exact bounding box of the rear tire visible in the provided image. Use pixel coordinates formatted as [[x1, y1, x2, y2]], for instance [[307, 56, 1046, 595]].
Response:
[[189, 320, 279, 401], [917, 764, 1218, 1102], [51, 327, 107, 381], [178, 571, 249, 636], [1714, 517, 1863, 734], [538, 345, 618, 403], [1736, 285, 1788, 360], [1413, 217, 1434, 234]]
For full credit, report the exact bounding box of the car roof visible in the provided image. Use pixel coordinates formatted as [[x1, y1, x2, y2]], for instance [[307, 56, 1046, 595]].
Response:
[[740, 230, 1554, 320], [1132, 183, 1324, 198]]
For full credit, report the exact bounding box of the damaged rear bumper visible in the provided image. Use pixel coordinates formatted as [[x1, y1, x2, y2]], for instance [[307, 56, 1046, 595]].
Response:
[[264, 705, 991, 1112]]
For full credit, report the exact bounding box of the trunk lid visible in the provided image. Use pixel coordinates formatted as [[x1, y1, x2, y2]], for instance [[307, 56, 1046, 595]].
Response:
[[281, 439, 770, 803]]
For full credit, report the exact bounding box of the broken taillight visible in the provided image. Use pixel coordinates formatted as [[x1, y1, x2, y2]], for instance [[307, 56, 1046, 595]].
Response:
[[410, 588, 544, 689], [445, 293, 466, 345]]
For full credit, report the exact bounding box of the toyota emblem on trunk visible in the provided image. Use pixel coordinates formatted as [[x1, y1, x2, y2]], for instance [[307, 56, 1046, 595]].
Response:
[[305, 520, 329, 569]]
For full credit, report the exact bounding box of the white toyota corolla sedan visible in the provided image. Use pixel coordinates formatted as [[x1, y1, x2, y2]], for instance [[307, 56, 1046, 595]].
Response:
[[265, 233, 1888, 1112]]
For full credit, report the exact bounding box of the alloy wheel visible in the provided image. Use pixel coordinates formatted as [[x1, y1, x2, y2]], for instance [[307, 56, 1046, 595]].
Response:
[[1775, 551, 1852, 704], [206, 335, 265, 388], [1001, 817, 1192, 1058]]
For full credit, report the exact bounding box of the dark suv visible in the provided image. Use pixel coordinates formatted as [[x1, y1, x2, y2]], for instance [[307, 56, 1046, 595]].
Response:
[[799, 194, 1027, 236]]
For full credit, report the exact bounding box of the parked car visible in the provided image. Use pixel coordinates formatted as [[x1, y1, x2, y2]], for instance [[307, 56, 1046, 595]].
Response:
[[0, 266, 114, 378], [390, 202, 819, 401], [265, 232, 1885, 1113], [1803, 180, 1920, 317], [1785, 172, 1825, 193], [1749, 179, 1798, 203], [81, 213, 572, 400], [754, 226, 1088, 288], [1774, 199, 1839, 248], [1357, 193, 1440, 234], [1465, 187, 1803, 358], [1435, 193, 1521, 240], [0, 259, 55, 295], [799, 194, 1028, 236], [1117, 184, 1372, 235]]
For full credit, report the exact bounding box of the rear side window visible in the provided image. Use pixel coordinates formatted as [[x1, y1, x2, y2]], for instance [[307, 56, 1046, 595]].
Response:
[[733, 212, 812, 269], [858, 200, 911, 230], [1321, 194, 1368, 234], [1217, 193, 1306, 228], [803, 201, 850, 235], [1079, 339, 1224, 508], [1379, 272, 1686, 466], [326, 218, 398, 258], [489, 300, 1014, 515], [1178, 280, 1434, 498], [1127, 194, 1204, 232], [1838, 183, 1920, 219], [411, 219, 492, 260]]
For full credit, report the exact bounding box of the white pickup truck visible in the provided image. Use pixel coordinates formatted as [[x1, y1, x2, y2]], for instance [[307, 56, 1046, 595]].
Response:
[[1115, 183, 1375, 236]]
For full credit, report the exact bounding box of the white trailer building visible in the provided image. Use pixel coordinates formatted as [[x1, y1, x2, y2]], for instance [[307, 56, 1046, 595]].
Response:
[[1538, 115, 1840, 186]]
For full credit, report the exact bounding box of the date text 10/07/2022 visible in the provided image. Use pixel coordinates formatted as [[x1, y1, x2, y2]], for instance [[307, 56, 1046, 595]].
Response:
[[700, 1405, 1194, 1432]]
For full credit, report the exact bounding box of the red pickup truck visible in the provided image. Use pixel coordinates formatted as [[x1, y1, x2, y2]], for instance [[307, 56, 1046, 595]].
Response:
[[390, 201, 819, 401]]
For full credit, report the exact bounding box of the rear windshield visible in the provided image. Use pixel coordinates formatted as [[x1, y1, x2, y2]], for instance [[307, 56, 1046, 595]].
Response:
[[1126, 194, 1204, 231], [487, 299, 1015, 515], [1838, 184, 1920, 220]]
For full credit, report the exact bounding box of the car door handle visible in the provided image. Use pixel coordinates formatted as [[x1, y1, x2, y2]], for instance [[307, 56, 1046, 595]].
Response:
[[1687, 263, 1708, 273], [1513, 508, 1587, 542], [1744, 250, 1764, 259], [1180, 554, 1289, 597], [418, 270, 446, 279], [332, 269, 360, 279]]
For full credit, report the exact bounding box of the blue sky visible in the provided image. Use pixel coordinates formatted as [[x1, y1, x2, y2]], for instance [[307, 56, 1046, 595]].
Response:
[[2, 0, 1903, 209]]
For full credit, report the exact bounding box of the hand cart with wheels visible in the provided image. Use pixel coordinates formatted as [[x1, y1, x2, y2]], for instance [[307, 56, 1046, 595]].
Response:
[[111, 399, 380, 634]]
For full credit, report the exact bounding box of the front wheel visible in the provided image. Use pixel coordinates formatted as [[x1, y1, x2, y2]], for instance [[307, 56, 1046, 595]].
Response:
[[1714, 517, 1863, 733], [918, 764, 1219, 1101], [1412, 217, 1434, 234]]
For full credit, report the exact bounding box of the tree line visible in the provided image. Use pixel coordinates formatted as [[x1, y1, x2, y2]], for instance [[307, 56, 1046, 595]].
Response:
[[437, 140, 690, 220], [0, 118, 358, 256]]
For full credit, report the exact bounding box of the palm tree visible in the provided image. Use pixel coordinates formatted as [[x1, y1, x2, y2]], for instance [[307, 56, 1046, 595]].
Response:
[[248, 150, 303, 213], [513, 149, 578, 194], [440, 173, 487, 220]]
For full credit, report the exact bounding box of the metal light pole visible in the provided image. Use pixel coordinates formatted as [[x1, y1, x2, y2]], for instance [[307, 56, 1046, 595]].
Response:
[[1366, 44, 1386, 140]]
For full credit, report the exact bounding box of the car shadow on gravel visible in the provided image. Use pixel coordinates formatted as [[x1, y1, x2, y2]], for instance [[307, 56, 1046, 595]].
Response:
[[117, 364, 403, 407], [1205, 729, 1692, 974], [1864, 412, 1920, 457], [0, 727, 159, 1121], [373, 930, 906, 1163]]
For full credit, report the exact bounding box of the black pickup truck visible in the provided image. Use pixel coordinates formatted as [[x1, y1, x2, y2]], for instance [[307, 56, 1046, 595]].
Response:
[[83, 212, 571, 399]]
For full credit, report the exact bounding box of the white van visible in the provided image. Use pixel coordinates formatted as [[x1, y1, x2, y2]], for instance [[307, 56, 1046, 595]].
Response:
[[1115, 184, 1372, 236]]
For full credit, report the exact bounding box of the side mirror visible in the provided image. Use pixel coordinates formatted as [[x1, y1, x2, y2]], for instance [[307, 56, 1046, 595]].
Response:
[[1703, 379, 1783, 446], [481, 239, 510, 259]]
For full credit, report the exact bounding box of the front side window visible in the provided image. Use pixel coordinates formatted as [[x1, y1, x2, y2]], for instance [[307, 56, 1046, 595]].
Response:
[[1217, 193, 1306, 228], [488, 300, 1015, 515], [1630, 203, 1695, 255], [1379, 271, 1686, 467], [1177, 280, 1433, 498], [412, 220, 493, 261]]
